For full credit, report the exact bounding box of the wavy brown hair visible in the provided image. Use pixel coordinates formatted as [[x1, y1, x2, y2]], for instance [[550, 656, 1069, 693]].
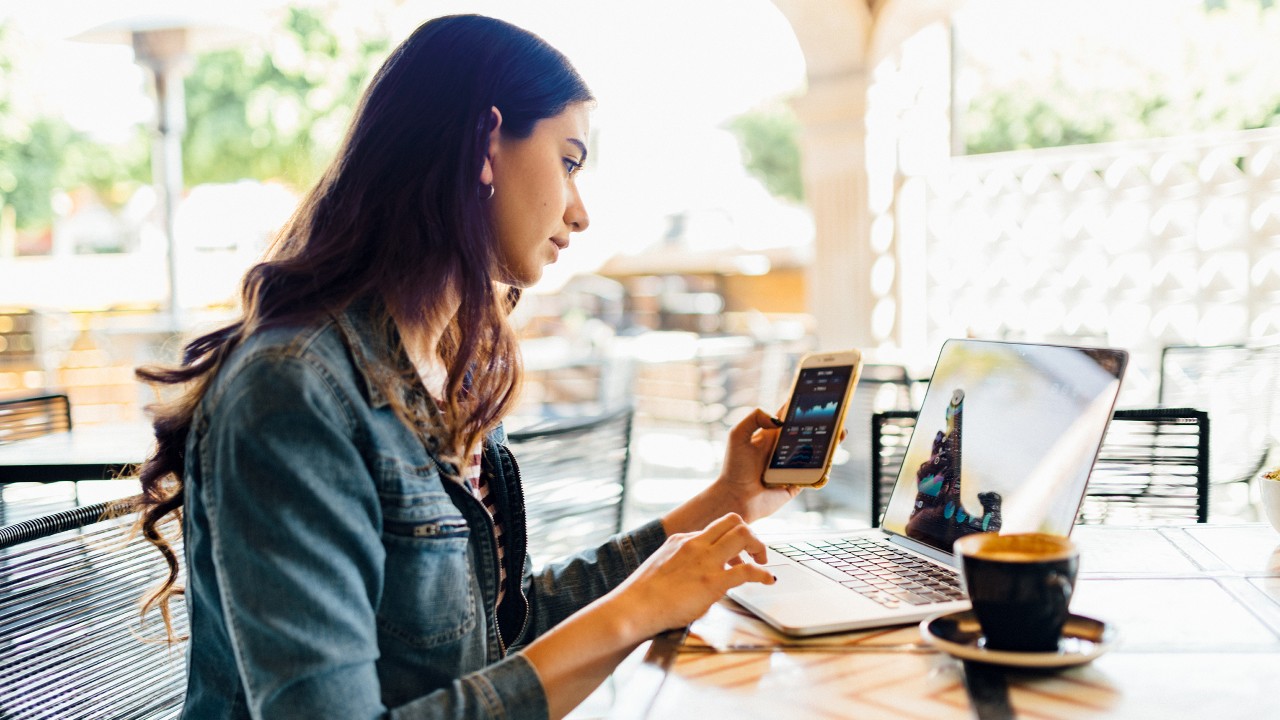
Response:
[[130, 14, 593, 640]]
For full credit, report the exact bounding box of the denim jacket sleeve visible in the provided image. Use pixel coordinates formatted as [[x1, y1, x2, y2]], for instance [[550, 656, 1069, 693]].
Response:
[[520, 521, 668, 641], [193, 349, 548, 720]]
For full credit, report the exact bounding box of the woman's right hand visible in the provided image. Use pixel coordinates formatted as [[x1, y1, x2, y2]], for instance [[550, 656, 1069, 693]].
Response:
[[522, 513, 776, 718], [605, 512, 776, 639]]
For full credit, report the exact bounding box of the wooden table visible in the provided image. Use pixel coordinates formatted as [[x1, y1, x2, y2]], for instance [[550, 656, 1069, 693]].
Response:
[[610, 525, 1280, 719], [0, 423, 154, 483]]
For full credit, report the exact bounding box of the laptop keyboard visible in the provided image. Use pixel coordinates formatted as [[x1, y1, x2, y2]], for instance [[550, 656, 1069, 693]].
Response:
[[770, 537, 966, 609]]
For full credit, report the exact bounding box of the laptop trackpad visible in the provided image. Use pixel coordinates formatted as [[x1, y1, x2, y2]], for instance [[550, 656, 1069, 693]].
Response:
[[739, 563, 837, 597]]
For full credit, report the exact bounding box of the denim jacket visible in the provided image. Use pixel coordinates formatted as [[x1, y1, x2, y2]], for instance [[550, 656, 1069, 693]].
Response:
[[180, 301, 667, 720]]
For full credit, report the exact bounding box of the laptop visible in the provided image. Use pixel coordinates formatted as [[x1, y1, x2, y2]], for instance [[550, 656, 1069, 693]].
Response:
[[728, 338, 1129, 636]]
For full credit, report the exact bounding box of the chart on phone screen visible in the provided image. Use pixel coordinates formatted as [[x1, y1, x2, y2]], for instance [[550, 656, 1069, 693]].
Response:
[[770, 366, 852, 469]]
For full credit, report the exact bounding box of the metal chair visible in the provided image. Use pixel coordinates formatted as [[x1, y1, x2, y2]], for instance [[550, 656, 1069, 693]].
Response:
[[0, 392, 71, 445], [869, 410, 918, 527], [0, 497, 187, 719], [870, 407, 1210, 527], [1158, 344, 1277, 488], [507, 406, 633, 568], [0, 392, 78, 526]]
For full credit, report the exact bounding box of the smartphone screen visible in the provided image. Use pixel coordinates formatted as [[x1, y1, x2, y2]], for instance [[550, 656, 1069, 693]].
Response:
[[769, 365, 856, 469]]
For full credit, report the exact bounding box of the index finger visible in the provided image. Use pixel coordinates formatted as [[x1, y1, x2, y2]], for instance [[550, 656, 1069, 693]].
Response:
[[711, 522, 770, 566], [699, 512, 746, 544]]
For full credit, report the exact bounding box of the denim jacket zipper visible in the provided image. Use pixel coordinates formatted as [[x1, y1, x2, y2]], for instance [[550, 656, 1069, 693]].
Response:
[[497, 444, 531, 654], [456, 444, 530, 660], [449, 480, 509, 658]]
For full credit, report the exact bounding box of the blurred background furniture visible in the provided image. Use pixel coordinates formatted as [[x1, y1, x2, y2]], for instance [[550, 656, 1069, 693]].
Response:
[[1077, 408, 1210, 524], [1158, 342, 1280, 519], [507, 406, 633, 568], [869, 409, 919, 528], [0, 392, 71, 445], [804, 364, 918, 521], [0, 497, 187, 719], [870, 407, 1210, 527], [629, 334, 775, 439], [0, 391, 90, 526], [0, 391, 148, 526], [622, 333, 810, 523]]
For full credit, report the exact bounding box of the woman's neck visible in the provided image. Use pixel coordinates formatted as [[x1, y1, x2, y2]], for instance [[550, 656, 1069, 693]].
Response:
[[391, 294, 459, 399], [397, 326, 442, 396]]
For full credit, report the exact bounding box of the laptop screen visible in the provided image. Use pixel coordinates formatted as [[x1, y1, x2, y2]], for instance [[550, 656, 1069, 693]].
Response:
[[881, 340, 1128, 555]]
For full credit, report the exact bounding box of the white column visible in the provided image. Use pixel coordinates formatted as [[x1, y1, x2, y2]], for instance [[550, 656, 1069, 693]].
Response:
[[791, 73, 874, 351]]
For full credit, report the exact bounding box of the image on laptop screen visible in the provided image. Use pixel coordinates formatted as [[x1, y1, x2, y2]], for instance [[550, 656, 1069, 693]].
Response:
[[881, 340, 1127, 554]]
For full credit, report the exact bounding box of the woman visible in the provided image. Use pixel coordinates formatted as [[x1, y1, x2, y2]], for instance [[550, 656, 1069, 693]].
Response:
[[134, 14, 800, 720]]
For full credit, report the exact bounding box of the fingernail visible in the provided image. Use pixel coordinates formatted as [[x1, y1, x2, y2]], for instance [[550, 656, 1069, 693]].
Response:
[[769, 416, 784, 427], [770, 573, 778, 583]]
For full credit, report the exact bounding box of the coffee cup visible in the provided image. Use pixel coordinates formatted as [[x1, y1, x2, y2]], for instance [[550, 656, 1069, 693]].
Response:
[[953, 532, 1079, 652]]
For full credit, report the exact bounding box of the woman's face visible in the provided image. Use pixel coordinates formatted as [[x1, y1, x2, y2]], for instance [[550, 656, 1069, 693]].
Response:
[[484, 102, 591, 288]]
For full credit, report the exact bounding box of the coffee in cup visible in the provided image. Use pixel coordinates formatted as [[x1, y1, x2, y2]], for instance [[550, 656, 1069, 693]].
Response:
[[953, 532, 1079, 652]]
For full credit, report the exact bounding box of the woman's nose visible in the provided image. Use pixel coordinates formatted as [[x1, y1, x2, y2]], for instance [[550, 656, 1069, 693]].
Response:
[[566, 187, 590, 233]]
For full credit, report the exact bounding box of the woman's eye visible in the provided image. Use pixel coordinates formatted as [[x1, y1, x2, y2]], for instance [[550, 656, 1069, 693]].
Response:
[[563, 158, 583, 176]]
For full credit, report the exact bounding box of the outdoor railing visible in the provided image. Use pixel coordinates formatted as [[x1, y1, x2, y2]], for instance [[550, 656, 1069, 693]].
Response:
[[908, 126, 1280, 404]]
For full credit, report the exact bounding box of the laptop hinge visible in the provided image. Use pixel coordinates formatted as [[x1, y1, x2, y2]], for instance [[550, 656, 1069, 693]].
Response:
[[887, 533, 959, 567]]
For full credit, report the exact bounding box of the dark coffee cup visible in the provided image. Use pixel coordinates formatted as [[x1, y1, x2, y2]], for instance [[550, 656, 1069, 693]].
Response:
[[953, 532, 1078, 652]]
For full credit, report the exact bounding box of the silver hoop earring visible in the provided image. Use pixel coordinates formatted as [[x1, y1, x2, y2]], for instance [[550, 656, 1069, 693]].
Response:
[[481, 183, 494, 200]]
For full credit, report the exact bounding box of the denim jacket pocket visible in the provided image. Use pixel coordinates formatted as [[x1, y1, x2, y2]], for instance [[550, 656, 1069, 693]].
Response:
[[376, 460, 477, 648]]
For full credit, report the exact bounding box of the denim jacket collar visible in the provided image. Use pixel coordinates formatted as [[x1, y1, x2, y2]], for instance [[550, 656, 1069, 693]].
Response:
[[332, 295, 399, 410], [330, 295, 510, 467]]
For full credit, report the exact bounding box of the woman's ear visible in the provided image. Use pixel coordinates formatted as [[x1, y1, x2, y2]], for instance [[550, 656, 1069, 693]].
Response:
[[480, 106, 503, 186]]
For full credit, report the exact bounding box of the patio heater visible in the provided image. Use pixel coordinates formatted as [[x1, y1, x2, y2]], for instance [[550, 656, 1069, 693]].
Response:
[[72, 13, 258, 333]]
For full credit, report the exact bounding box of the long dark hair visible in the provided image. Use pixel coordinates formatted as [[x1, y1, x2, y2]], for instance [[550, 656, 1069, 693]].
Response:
[[131, 14, 593, 640]]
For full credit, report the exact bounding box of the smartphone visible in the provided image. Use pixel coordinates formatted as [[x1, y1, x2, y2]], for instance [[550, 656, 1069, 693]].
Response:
[[762, 349, 863, 487]]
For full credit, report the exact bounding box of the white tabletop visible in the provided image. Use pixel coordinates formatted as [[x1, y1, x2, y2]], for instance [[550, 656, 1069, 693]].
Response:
[[611, 524, 1280, 720], [0, 423, 155, 482]]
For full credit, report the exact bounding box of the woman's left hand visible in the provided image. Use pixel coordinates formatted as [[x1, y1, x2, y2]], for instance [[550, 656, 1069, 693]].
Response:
[[661, 407, 847, 535], [712, 408, 801, 523]]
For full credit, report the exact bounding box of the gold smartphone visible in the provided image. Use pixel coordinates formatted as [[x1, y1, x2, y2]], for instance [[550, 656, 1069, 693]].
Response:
[[762, 349, 863, 487]]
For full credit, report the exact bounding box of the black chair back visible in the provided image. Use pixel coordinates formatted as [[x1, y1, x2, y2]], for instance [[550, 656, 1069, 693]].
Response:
[[870, 407, 1210, 527], [869, 410, 917, 527], [507, 407, 633, 567], [0, 393, 72, 445], [813, 365, 917, 516]]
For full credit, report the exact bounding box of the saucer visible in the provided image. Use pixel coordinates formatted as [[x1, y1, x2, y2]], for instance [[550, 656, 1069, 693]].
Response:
[[920, 610, 1116, 669]]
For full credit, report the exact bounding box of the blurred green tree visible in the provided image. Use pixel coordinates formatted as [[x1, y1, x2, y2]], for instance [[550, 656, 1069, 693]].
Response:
[[726, 105, 805, 202], [731, 0, 1280, 199], [0, 22, 147, 232], [182, 6, 389, 189], [0, 5, 386, 239], [961, 0, 1280, 153]]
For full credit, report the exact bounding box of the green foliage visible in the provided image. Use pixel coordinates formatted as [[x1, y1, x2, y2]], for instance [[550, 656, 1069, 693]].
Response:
[[726, 105, 805, 202], [0, 22, 147, 230], [964, 77, 1124, 154], [0, 118, 64, 230], [0, 23, 66, 230], [0, 5, 388, 234], [57, 126, 150, 208], [730, 0, 1280, 197], [181, 6, 390, 190], [961, 0, 1280, 153]]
